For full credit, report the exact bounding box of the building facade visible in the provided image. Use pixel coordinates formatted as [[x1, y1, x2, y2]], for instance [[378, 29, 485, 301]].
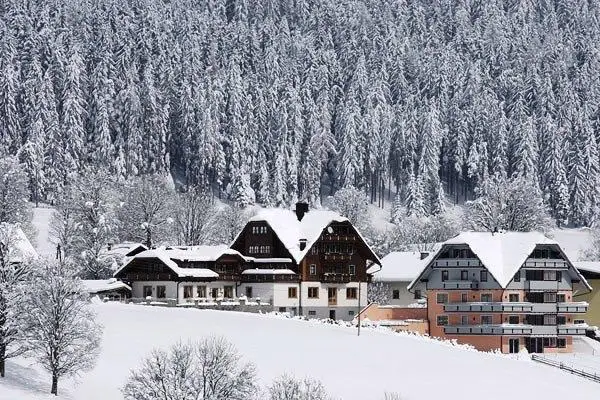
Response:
[[573, 261, 600, 328], [409, 232, 591, 353], [114, 203, 381, 321]]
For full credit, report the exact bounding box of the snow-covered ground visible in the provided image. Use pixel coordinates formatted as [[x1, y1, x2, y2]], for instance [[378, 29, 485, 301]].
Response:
[[2, 303, 599, 400], [31, 206, 56, 257]]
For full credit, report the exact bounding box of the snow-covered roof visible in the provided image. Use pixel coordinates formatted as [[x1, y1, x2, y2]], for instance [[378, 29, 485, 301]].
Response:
[[372, 251, 433, 282], [100, 242, 147, 258], [114, 246, 227, 279], [235, 208, 380, 265], [241, 269, 296, 275], [0, 223, 37, 263], [574, 261, 600, 275], [409, 231, 592, 290], [81, 278, 131, 293], [250, 258, 293, 263]]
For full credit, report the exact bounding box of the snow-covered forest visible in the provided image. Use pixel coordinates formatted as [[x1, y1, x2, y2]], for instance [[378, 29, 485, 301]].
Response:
[[1, 0, 600, 226]]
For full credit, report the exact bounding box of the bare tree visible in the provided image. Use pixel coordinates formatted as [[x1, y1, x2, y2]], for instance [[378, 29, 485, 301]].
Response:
[[123, 336, 257, 400], [212, 205, 249, 245], [268, 375, 331, 400], [21, 259, 102, 395], [367, 281, 390, 305], [466, 174, 553, 232], [173, 188, 216, 246], [0, 224, 31, 377], [117, 175, 175, 247]]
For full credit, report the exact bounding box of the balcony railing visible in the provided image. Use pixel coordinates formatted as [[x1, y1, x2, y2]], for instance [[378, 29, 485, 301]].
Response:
[[444, 302, 533, 313], [558, 325, 588, 335], [557, 302, 588, 313], [323, 254, 353, 261], [321, 273, 355, 283], [525, 281, 560, 291], [442, 280, 479, 290], [434, 259, 481, 268], [444, 325, 533, 335], [320, 234, 357, 242], [522, 259, 568, 269]]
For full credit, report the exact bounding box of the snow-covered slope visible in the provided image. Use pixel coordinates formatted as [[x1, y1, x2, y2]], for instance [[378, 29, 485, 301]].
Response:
[[2, 304, 598, 400]]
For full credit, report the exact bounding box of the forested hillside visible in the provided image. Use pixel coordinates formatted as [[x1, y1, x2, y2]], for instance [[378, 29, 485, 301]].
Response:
[[1, 0, 600, 226]]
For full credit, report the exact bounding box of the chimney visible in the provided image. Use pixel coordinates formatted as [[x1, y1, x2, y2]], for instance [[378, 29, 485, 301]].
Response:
[[299, 239, 307, 251], [420, 251, 429, 260], [295, 201, 309, 221]]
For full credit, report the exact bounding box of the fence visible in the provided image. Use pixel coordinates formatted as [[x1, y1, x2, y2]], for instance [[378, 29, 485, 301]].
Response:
[[531, 354, 600, 383]]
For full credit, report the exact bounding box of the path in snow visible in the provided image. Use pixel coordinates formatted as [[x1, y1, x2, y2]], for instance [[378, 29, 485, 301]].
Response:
[[31, 206, 56, 257]]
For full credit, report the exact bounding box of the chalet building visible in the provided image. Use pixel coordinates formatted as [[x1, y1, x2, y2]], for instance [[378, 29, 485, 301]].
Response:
[[231, 205, 381, 320], [114, 203, 381, 320], [408, 232, 592, 353]]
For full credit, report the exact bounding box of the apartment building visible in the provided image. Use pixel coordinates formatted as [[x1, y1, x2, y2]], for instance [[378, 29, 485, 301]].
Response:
[[408, 231, 591, 353]]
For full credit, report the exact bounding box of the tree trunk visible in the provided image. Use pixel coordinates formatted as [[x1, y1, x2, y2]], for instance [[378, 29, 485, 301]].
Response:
[[0, 343, 5, 377], [51, 374, 58, 395]]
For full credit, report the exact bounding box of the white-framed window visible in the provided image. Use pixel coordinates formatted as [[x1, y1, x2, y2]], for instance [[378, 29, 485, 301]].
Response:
[[308, 310, 316, 316], [183, 285, 194, 299], [346, 287, 357, 299], [349, 265, 356, 275], [480, 270, 488, 282], [392, 290, 400, 299], [437, 315, 449, 326], [509, 293, 520, 302], [348, 310, 355, 316], [461, 315, 469, 325], [480, 293, 492, 302], [156, 286, 166, 298], [260, 226, 267, 234], [309, 264, 316, 275], [143, 285, 152, 297], [436, 293, 448, 304], [308, 287, 319, 298]]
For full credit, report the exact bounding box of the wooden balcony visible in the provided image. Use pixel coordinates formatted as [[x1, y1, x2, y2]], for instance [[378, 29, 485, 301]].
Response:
[[321, 273, 354, 283], [442, 280, 479, 290], [323, 254, 352, 261], [320, 234, 357, 242]]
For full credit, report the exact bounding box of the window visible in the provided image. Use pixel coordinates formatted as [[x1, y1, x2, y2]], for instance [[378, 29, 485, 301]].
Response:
[[260, 226, 267, 234], [349, 265, 356, 275], [460, 270, 468, 281], [480, 270, 488, 282], [508, 315, 519, 324], [558, 316, 567, 325], [557, 293, 566, 303], [308, 310, 316, 316], [514, 271, 521, 282], [392, 290, 400, 299], [574, 319, 585, 324], [441, 270, 449, 282], [461, 315, 469, 325], [348, 310, 355, 316], [288, 287, 298, 298], [461, 293, 468, 303], [544, 314, 557, 325], [481, 315, 493, 325], [480, 293, 492, 302], [311, 246, 318, 255], [308, 287, 319, 298], [544, 292, 557, 303], [183, 286, 194, 299], [197, 286, 207, 298], [309, 264, 317, 275], [508, 293, 519, 302], [543, 337, 557, 348], [249, 246, 259, 254], [143, 285, 152, 297], [245, 286, 253, 298], [436, 293, 448, 304], [543, 270, 557, 281], [156, 286, 166, 299], [556, 271, 562, 282], [223, 286, 234, 299], [437, 315, 449, 326], [414, 289, 422, 300], [557, 338, 567, 348], [346, 288, 357, 299], [211, 288, 219, 298]]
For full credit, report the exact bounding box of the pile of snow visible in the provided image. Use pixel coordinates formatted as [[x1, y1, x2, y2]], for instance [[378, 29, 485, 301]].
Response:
[[3, 303, 599, 400]]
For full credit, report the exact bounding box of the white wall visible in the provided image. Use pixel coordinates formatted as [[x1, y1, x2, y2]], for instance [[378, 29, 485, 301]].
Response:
[[178, 281, 238, 301], [131, 281, 177, 299], [386, 281, 417, 306]]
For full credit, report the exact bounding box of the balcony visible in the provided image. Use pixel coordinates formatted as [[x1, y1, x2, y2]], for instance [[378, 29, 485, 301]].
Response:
[[558, 324, 588, 335], [320, 234, 357, 242], [442, 280, 479, 290], [323, 254, 352, 262], [321, 273, 354, 283], [434, 259, 481, 268], [529, 303, 557, 313], [557, 302, 588, 313], [525, 281, 560, 291], [444, 302, 533, 313], [444, 324, 533, 335], [523, 259, 568, 269]]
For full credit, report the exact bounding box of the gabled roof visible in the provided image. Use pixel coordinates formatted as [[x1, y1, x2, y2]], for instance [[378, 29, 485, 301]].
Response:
[[574, 261, 600, 275], [408, 231, 592, 290], [0, 223, 37, 263], [371, 251, 433, 282], [113, 245, 238, 279], [233, 208, 381, 265]]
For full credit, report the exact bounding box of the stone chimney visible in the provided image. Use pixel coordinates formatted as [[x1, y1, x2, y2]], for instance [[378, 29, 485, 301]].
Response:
[[295, 201, 309, 221]]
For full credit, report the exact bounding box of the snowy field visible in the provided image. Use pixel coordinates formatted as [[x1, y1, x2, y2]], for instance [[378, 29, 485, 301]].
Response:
[[2, 303, 600, 400]]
